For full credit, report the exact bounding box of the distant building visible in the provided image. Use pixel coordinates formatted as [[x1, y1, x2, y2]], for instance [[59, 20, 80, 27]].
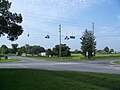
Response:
[[22, 53, 26, 56], [40, 52, 46, 56]]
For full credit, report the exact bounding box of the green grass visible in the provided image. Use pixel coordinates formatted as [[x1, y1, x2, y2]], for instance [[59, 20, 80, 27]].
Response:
[[0, 69, 120, 90], [96, 53, 120, 57], [0, 59, 21, 63], [26, 53, 120, 61], [26, 54, 84, 61], [112, 60, 120, 64], [91, 53, 120, 60]]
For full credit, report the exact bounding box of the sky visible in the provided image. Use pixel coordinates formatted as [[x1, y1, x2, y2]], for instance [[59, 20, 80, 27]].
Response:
[[0, 0, 120, 51]]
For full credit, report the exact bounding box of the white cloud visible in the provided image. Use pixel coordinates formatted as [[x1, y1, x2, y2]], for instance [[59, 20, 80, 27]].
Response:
[[117, 15, 120, 22], [98, 26, 119, 34], [9, 0, 107, 31], [10, 0, 107, 18], [96, 25, 120, 46]]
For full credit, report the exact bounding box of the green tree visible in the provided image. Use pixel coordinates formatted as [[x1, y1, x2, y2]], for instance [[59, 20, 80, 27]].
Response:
[[25, 44, 30, 54], [23, 44, 45, 55], [0, 44, 9, 54], [53, 44, 71, 57], [11, 44, 18, 54], [72, 49, 81, 54], [80, 29, 96, 58], [0, 0, 23, 41], [109, 49, 114, 54], [31, 45, 45, 55], [46, 49, 53, 57], [18, 46, 26, 55], [104, 46, 109, 54], [96, 50, 105, 54]]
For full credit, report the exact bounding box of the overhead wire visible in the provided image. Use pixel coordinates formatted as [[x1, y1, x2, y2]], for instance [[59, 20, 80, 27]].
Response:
[[24, 16, 92, 28], [17, 7, 120, 39]]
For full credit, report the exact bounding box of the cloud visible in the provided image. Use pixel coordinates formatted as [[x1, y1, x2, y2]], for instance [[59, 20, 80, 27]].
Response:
[[9, 0, 107, 31], [117, 15, 120, 22], [10, 0, 107, 18], [96, 25, 120, 40]]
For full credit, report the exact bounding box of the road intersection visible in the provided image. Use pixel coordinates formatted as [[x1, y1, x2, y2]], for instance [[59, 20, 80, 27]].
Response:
[[0, 56, 120, 74]]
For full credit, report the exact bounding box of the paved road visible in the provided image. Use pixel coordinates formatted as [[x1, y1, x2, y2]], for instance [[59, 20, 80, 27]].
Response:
[[0, 56, 120, 74]]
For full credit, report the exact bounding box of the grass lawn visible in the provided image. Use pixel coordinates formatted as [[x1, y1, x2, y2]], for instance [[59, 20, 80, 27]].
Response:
[[96, 53, 120, 58], [26, 53, 120, 61], [0, 69, 120, 90], [112, 60, 120, 64], [0, 59, 21, 63]]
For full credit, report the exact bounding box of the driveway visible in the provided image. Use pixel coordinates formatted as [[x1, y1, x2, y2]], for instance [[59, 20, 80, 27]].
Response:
[[0, 56, 120, 74]]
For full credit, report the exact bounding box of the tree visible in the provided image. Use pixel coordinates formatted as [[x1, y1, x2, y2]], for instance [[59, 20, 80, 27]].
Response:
[[31, 45, 45, 55], [72, 49, 81, 54], [0, 44, 9, 54], [80, 29, 96, 58], [46, 49, 53, 57], [11, 44, 18, 54], [21, 44, 45, 55], [109, 49, 114, 54], [0, 0, 23, 41], [18, 46, 26, 55], [53, 44, 71, 57], [96, 50, 105, 54], [25, 44, 30, 54], [104, 46, 109, 54]]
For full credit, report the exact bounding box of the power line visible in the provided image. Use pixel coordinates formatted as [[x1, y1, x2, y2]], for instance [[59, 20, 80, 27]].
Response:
[[23, 12, 120, 30], [24, 13, 91, 24], [24, 16, 92, 28], [20, 9, 92, 24]]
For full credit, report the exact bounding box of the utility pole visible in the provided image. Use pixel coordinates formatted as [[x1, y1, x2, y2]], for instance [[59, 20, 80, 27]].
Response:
[[59, 24, 61, 57], [92, 22, 95, 56], [92, 22, 94, 35]]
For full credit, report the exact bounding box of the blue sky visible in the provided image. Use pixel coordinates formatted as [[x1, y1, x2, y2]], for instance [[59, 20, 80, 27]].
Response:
[[0, 0, 120, 51]]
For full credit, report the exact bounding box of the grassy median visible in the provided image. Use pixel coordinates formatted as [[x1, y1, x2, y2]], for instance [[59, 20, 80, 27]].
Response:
[[0, 69, 120, 90], [112, 60, 120, 64], [26, 53, 120, 61], [0, 59, 21, 63]]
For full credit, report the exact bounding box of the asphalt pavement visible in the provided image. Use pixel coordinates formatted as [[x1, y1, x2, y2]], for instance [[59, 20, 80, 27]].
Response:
[[0, 56, 120, 74]]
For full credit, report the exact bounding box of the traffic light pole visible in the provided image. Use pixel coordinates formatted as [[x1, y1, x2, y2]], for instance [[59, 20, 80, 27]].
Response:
[[92, 22, 95, 56], [59, 24, 61, 57]]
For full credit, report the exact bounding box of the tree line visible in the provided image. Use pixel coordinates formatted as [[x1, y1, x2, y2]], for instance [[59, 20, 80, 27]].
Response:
[[0, 44, 71, 57], [97, 46, 115, 54]]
